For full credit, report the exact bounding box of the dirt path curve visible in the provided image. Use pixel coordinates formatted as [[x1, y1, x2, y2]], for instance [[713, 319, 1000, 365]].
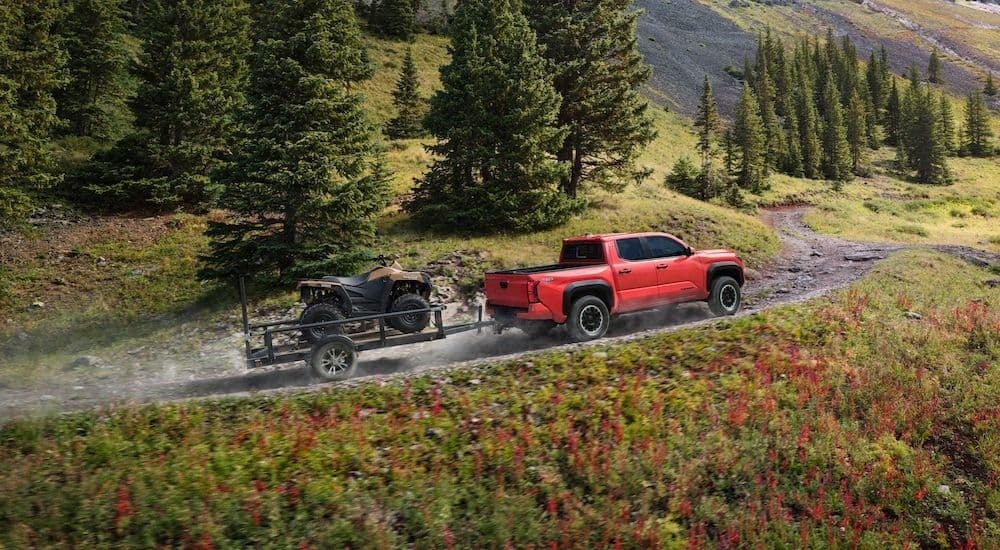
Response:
[[1, 208, 994, 420]]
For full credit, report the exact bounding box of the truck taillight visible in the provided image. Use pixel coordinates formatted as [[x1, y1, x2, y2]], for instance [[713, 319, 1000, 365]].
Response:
[[528, 281, 541, 303]]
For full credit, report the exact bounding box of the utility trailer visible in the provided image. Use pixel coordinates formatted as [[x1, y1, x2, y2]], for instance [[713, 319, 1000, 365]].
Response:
[[239, 279, 493, 381]]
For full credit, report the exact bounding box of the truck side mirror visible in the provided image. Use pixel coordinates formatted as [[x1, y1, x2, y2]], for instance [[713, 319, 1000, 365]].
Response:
[[685, 246, 693, 256]]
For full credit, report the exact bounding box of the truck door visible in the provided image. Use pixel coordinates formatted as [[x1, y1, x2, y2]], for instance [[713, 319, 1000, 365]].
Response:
[[612, 237, 660, 312], [643, 235, 700, 303]]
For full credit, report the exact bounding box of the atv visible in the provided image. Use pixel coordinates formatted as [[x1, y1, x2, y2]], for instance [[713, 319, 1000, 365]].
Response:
[[297, 255, 434, 342]]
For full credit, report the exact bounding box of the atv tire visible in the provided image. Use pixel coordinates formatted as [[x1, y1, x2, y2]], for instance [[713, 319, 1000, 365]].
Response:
[[299, 303, 346, 343], [388, 294, 431, 333]]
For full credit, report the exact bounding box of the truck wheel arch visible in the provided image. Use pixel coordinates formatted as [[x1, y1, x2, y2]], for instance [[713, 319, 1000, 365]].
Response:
[[562, 280, 614, 316], [707, 262, 744, 288]]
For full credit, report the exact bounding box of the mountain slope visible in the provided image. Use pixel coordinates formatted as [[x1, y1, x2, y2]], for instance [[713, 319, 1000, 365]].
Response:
[[635, 0, 998, 118]]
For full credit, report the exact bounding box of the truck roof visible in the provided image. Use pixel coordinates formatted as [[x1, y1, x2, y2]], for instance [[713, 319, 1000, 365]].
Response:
[[562, 231, 685, 243]]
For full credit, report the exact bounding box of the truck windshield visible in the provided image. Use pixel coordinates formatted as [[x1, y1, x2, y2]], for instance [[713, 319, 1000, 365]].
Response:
[[562, 242, 603, 262]]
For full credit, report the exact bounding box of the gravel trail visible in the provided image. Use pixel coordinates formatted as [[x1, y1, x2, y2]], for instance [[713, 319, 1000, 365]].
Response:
[[2, 207, 997, 420]]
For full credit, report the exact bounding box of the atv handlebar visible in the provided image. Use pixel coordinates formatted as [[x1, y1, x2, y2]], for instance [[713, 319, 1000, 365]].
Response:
[[371, 254, 389, 267]]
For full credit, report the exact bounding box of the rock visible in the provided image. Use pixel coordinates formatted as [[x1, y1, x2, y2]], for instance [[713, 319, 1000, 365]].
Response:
[[30, 301, 45, 309], [776, 287, 791, 294], [844, 250, 886, 262], [937, 484, 951, 495], [984, 279, 1000, 288], [810, 250, 824, 257], [787, 266, 803, 273], [70, 355, 103, 369], [743, 268, 761, 281], [592, 351, 609, 359], [904, 311, 923, 320]]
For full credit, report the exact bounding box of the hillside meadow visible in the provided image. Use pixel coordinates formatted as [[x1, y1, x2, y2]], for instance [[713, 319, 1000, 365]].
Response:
[[2, 250, 999, 547]]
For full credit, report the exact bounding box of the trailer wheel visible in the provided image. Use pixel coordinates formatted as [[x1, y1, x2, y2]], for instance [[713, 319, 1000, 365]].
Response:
[[300, 303, 346, 343], [310, 335, 357, 381], [567, 295, 610, 342], [388, 294, 431, 333]]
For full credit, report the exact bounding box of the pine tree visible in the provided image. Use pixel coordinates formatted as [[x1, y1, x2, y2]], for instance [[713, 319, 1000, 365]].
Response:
[[387, 47, 426, 139], [795, 84, 822, 179], [0, 1, 66, 225], [820, 76, 852, 183], [938, 94, 956, 155], [754, 61, 784, 173], [723, 127, 737, 179], [866, 50, 886, 123], [82, 0, 250, 209], [407, 0, 578, 232], [370, 0, 416, 40], [963, 90, 995, 157], [201, 0, 391, 283], [986, 71, 998, 97], [664, 156, 700, 199], [927, 47, 942, 84], [904, 87, 951, 183], [884, 79, 903, 146], [54, 0, 133, 141], [733, 82, 767, 193], [783, 115, 804, 177], [845, 88, 867, 174], [524, 0, 655, 198], [693, 75, 720, 198]]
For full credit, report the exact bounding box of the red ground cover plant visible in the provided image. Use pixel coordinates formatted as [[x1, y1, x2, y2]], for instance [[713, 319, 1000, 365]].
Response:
[[1, 253, 999, 547]]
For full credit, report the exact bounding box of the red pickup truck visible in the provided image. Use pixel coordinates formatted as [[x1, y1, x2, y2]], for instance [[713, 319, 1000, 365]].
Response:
[[484, 232, 745, 341]]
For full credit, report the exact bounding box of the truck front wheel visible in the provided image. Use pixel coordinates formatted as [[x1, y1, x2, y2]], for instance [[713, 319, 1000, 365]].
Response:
[[567, 295, 610, 342], [708, 276, 741, 316]]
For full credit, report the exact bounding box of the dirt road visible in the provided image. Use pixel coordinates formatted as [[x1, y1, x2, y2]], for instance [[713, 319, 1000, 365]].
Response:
[[1, 207, 991, 420]]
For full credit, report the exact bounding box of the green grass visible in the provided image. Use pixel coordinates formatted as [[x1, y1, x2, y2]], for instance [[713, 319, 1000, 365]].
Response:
[[2, 250, 998, 547], [781, 149, 1000, 250]]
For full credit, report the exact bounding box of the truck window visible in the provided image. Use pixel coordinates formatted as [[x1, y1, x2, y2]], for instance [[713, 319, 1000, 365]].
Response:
[[562, 242, 603, 261], [644, 236, 688, 258], [615, 237, 646, 261]]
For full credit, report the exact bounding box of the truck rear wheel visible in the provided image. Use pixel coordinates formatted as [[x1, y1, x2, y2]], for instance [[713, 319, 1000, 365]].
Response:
[[708, 276, 741, 316], [567, 295, 610, 342]]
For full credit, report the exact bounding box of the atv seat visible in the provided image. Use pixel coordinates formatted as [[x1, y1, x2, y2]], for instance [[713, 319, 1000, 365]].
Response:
[[321, 274, 370, 287]]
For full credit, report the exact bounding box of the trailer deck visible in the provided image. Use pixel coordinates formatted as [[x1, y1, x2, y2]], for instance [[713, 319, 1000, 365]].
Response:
[[240, 279, 493, 380]]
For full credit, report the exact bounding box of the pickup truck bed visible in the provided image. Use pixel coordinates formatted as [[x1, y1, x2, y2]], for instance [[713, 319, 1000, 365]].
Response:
[[484, 232, 745, 341]]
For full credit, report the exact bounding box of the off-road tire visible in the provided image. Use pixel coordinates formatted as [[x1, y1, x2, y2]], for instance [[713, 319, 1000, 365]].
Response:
[[517, 320, 557, 337], [566, 295, 610, 342], [299, 303, 346, 343], [708, 276, 741, 316], [310, 335, 357, 381], [388, 294, 431, 333]]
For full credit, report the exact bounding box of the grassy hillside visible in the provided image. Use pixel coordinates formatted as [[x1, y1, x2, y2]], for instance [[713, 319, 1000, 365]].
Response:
[[2, 250, 998, 547], [0, 33, 780, 389]]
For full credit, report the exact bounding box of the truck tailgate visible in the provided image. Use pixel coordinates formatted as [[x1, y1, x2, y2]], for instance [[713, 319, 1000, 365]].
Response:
[[483, 273, 533, 308]]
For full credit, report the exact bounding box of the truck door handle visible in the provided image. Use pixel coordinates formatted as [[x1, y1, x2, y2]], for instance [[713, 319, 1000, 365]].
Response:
[[618, 268, 631, 274], [656, 264, 669, 269]]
